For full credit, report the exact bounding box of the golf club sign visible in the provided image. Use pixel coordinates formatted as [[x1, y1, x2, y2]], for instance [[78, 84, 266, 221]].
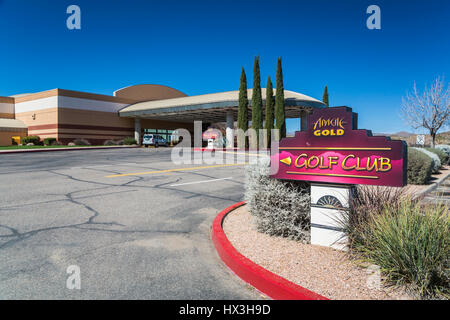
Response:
[[271, 106, 407, 187], [271, 106, 407, 250]]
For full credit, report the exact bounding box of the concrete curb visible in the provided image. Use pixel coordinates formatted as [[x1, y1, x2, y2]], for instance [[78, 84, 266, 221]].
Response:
[[414, 171, 450, 199], [212, 201, 328, 300], [0, 145, 140, 155]]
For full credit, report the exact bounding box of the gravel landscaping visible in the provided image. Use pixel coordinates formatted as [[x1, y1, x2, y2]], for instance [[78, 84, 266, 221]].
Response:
[[223, 205, 415, 300]]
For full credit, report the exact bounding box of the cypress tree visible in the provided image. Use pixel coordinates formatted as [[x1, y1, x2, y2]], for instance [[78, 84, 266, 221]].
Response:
[[237, 67, 249, 148], [264, 76, 274, 147], [323, 85, 329, 107], [275, 57, 286, 140], [252, 56, 263, 147]]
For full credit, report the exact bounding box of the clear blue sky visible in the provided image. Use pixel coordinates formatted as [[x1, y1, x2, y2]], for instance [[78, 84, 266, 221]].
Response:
[[0, 0, 449, 134]]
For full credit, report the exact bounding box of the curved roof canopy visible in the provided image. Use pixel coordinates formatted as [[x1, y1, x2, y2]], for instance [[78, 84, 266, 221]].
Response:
[[119, 89, 325, 123], [114, 84, 187, 102]]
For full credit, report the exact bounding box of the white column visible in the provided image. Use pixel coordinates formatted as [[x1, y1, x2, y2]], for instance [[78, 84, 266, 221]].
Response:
[[226, 111, 234, 149], [300, 111, 308, 131], [134, 118, 141, 145], [310, 183, 354, 250]]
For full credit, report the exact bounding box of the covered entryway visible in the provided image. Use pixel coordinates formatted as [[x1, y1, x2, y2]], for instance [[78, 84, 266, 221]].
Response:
[[119, 89, 326, 146]]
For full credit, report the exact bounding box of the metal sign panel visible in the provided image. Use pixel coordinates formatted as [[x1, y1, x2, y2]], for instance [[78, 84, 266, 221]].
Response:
[[270, 107, 407, 187], [416, 135, 425, 146]]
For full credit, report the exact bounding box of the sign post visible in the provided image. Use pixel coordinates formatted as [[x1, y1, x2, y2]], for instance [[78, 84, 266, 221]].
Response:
[[271, 107, 407, 249]]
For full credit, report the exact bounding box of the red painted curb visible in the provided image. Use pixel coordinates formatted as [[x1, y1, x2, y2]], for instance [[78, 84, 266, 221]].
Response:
[[212, 201, 328, 300], [0, 145, 140, 155]]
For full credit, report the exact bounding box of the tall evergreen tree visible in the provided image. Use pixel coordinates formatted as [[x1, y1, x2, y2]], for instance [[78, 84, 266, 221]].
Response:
[[264, 76, 274, 147], [252, 56, 263, 147], [237, 67, 249, 148], [275, 57, 286, 140], [323, 85, 329, 107]]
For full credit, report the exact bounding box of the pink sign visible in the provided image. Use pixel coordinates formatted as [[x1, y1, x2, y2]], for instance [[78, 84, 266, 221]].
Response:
[[271, 107, 407, 187]]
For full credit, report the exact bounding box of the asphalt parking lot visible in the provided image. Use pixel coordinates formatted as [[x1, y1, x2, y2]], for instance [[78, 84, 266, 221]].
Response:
[[0, 148, 262, 299]]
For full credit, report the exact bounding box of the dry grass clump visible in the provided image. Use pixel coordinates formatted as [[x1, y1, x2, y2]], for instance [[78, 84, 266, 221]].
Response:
[[342, 186, 449, 299]]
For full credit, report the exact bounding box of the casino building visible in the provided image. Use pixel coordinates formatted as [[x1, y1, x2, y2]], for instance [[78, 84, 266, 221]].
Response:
[[0, 84, 325, 146]]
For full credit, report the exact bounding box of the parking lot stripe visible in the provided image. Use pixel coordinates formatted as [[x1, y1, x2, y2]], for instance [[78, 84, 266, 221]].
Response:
[[105, 163, 246, 178], [169, 177, 233, 187]]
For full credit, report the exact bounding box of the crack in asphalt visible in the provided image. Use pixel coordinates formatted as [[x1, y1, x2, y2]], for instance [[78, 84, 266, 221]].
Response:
[[0, 178, 190, 250], [0, 189, 137, 211], [0, 161, 243, 252]]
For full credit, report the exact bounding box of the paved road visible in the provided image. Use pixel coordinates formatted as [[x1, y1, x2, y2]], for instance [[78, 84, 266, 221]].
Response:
[[0, 148, 261, 299]]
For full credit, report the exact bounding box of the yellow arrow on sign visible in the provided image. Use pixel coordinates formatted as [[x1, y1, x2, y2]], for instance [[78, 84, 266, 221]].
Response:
[[280, 156, 292, 166]]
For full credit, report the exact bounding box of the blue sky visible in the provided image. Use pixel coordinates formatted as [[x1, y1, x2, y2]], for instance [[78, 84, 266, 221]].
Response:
[[0, 0, 449, 134]]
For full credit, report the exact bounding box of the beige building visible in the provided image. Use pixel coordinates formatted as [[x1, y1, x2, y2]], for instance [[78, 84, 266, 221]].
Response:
[[0, 84, 325, 146]]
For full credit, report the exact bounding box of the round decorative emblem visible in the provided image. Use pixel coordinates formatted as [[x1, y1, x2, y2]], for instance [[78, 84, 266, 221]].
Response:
[[316, 195, 343, 209]]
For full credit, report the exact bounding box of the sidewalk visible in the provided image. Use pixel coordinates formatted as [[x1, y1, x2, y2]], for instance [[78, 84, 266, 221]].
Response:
[[421, 176, 450, 204], [0, 145, 139, 154]]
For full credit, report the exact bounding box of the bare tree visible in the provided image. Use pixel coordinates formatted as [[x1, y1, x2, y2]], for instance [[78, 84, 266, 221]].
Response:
[[401, 76, 450, 147]]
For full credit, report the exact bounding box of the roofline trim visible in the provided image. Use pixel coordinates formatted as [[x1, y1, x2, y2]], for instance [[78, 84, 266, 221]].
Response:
[[119, 99, 325, 118], [113, 84, 188, 97], [12, 89, 138, 104], [0, 96, 16, 104]]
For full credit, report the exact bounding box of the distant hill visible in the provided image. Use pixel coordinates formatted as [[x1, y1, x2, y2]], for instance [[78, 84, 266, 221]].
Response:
[[374, 130, 450, 146], [374, 131, 414, 137]]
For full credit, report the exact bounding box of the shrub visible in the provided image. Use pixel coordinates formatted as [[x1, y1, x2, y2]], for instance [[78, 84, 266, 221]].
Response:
[[22, 136, 41, 145], [72, 138, 91, 146], [413, 147, 441, 173], [123, 137, 137, 145], [43, 137, 57, 146], [341, 185, 408, 249], [103, 140, 117, 146], [425, 148, 448, 166], [408, 148, 433, 184], [436, 145, 450, 164], [353, 199, 449, 298], [245, 157, 310, 242]]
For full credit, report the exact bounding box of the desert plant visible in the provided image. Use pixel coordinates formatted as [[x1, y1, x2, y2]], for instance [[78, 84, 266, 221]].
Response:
[[251, 56, 263, 146], [22, 136, 41, 145], [425, 147, 448, 166], [237, 67, 249, 148], [103, 140, 117, 146], [407, 148, 433, 184], [123, 137, 137, 145], [341, 185, 408, 249], [436, 144, 450, 155], [245, 157, 310, 241], [72, 138, 91, 146], [43, 137, 57, 146], [413, 147, 441, 173], [322, 85, 329, 107], [436, 145, 450, 164], [264, 76, 274, 147], [353, 199, 449, 298], [274, 57, 286, 140]]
